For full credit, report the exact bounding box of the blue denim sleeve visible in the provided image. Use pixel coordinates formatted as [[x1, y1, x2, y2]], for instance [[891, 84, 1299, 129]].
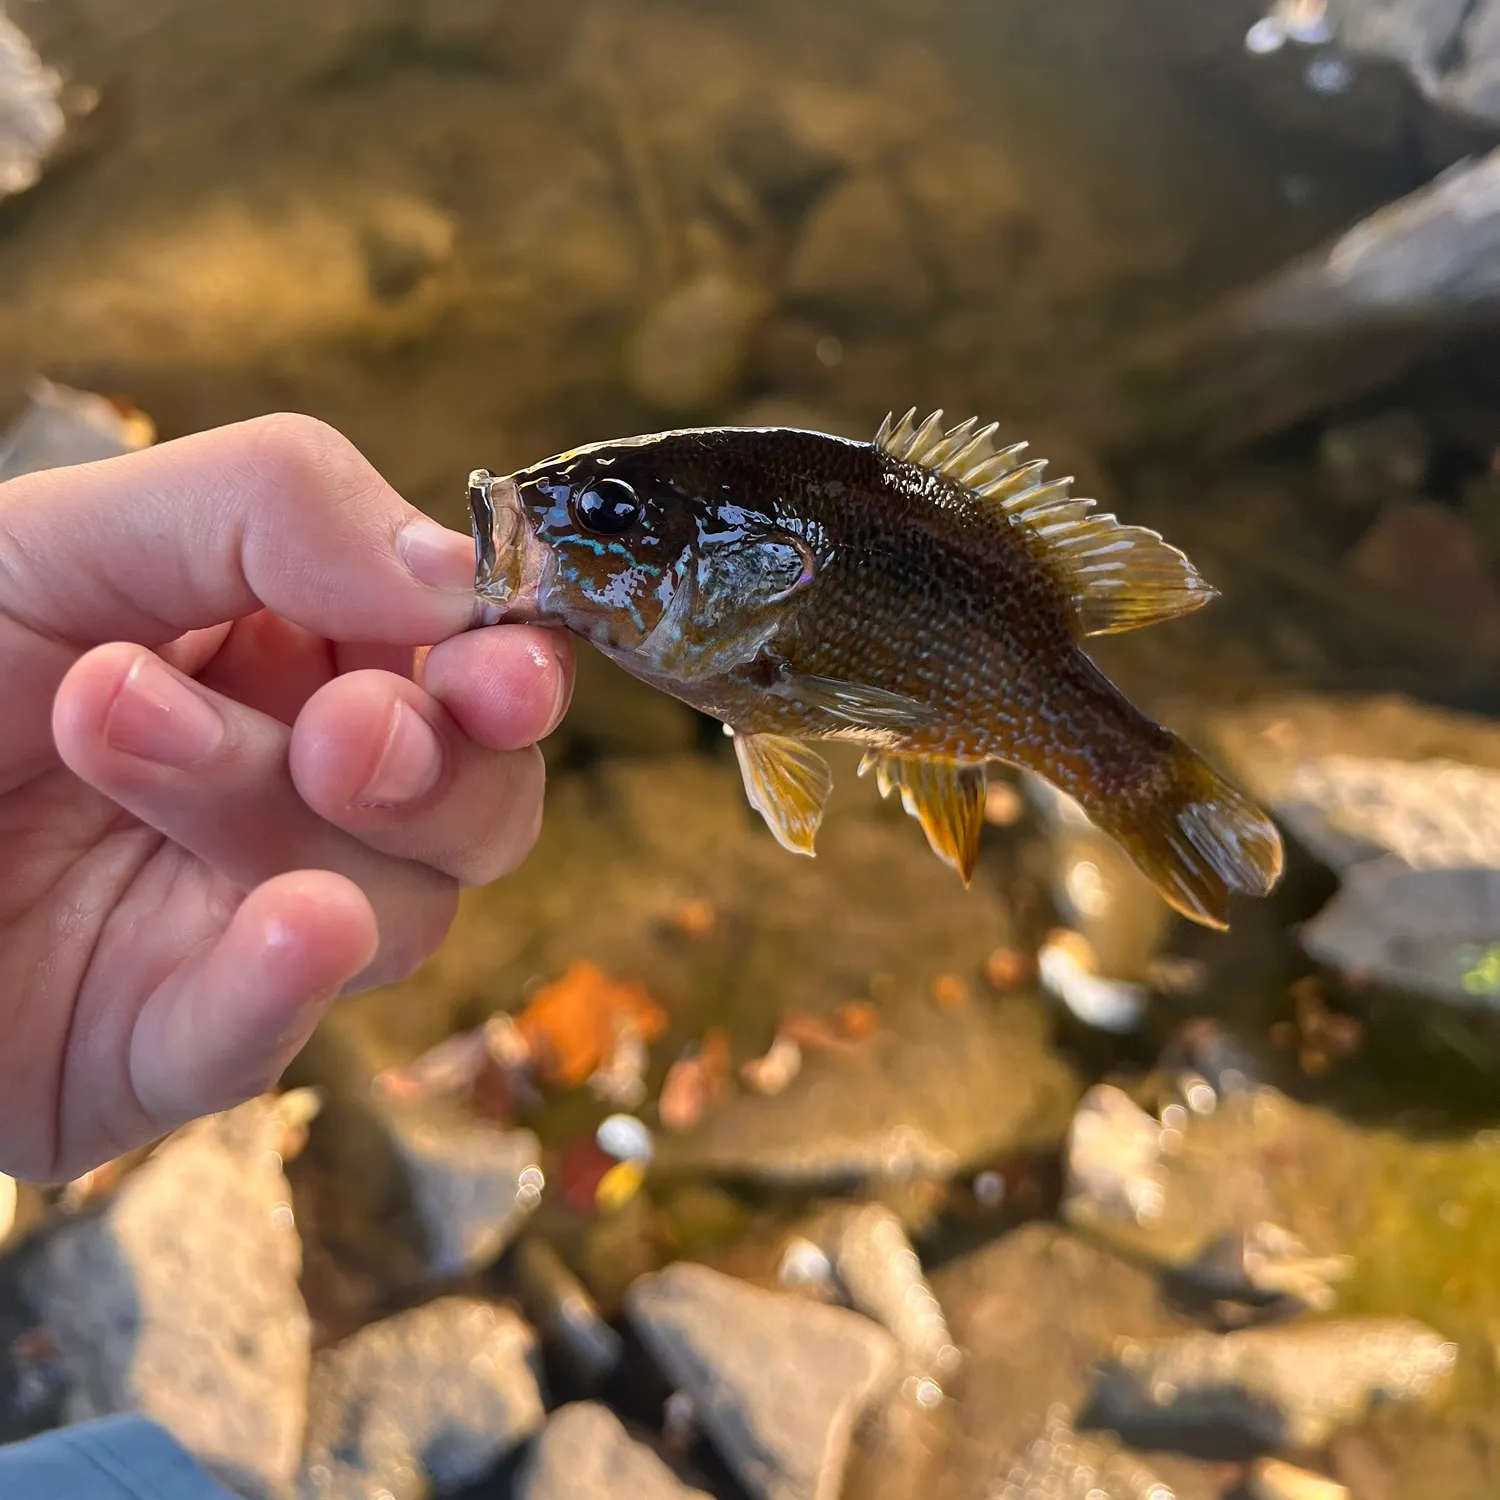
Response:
[[0, 1415, 241, 1500]]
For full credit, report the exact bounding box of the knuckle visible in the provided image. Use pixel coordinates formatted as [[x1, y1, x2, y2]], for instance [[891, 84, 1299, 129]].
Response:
[[240, 413, 377, 511]]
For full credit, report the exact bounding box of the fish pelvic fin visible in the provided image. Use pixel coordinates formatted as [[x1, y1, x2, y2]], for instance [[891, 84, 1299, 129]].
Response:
[[1092, 741, 1285, 930], [876, 409, 1217, 637], [732, 730, 833, 857], [858, 750, 987, 885]]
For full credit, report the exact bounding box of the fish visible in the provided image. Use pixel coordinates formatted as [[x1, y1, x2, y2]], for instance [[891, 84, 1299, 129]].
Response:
[[467, 409, 1284, 929]]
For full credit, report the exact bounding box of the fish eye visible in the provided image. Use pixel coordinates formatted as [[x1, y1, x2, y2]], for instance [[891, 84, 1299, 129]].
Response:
[[572, 477, 641, 535]]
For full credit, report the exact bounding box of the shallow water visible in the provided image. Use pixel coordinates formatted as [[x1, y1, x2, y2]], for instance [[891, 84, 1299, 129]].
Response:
[[6, 2, 1500, 1497]]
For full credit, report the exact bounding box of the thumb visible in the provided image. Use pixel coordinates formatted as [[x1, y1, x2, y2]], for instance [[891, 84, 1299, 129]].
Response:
[[0, 413, 480, 649]]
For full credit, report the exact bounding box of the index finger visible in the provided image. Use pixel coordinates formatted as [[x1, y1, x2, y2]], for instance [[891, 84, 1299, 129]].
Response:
[[0, 413, 480, 650]]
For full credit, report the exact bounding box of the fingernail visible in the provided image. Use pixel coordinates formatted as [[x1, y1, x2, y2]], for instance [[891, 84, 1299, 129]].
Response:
[[398, 517, 477, 594], [358, 701, 442, 807], [107, 656, 224, 766]]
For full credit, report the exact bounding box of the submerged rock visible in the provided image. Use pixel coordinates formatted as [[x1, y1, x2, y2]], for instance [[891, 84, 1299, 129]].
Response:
[[298, 1297, 544, 1500], [625, 271, 769, 414], [517, 1402, 711, 1500], [22, 1096, 312, 1499], [1301, 862, 1500, 1007], [787, 173, 931, 315], [0, 12, 65, 199], [1092, 1318, 1456, 1451], [626, 1261, 899, 1500], [1062, 1083, 1353, 1313]]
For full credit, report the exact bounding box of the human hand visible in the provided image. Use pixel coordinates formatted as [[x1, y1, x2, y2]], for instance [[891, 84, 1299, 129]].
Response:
[[0, 413, 572, 1181]]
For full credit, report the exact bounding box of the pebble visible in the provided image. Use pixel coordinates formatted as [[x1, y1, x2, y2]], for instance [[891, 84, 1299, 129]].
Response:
[[626, 1261, 899, 1500], [22, 1096, 311, 1499], [1093, 1318, 1456, 1450], [1038, 929, 1150, 1034], [597, 1113, 655, 1165], [517, 1402, 712, 1500], [1062, 1084, 1169, 1233], [298, 1298, 544, 1500]]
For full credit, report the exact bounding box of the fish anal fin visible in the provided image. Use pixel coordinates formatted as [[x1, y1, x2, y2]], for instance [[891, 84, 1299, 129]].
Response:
[[1090, 744, 1285, 930], [875, 409, 1217, 637], [858, 751, 987, 884], [732, 732, 833, 857]]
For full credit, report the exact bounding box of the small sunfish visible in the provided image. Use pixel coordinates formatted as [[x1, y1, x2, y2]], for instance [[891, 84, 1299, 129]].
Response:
[[467, 410, 1284, 929]]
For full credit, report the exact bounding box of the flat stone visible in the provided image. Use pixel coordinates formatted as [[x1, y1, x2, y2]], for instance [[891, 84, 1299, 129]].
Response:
[[516, 1402, 711, 1500], [626, 1261, 899, 1500], [22, 1096, 311, 1500], [298, 1297, 544, 1500]]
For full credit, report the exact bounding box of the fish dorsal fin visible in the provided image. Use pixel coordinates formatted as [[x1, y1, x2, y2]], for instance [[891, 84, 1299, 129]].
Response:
[[875, 408, 1217, 637]]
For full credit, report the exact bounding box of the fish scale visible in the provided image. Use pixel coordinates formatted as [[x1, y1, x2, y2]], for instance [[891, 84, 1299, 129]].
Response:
[[469, 410, 1284, 929]]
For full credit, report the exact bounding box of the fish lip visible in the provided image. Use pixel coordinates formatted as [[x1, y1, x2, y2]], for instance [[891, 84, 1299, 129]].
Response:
[[468, 468, 557, 625]]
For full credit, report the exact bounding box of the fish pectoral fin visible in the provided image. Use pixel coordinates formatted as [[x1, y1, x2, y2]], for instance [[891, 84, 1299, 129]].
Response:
[[732, 732, 834, 856], [876, 409, 1216, 637], [772, 671, 936, 730], [858, 751, 987, 884]]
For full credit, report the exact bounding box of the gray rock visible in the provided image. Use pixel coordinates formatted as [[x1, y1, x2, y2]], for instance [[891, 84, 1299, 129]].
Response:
[[517, 1402, 711, 1500], [1301, 861, 1500, 1007], [929, 1224, 1215, 1500], [0, 379, 154, 482], [376, 1102, 543, 1279], [787, 173, 931, 314], [625, 271, 769, 414], [626, 1261, 899, 1500], [1200, 695, 1500, 874], [0, 12, 65, 199], [22, 1096, 312, 1499], [298, 1297, 544, 1500], [1093, 1317, 1457, 1450]]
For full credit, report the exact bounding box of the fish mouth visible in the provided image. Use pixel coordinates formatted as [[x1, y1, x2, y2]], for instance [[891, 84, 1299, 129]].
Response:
[[468, 468, 558, 625]]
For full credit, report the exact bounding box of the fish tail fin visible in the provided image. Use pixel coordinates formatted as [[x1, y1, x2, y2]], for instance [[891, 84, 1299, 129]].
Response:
[[1091, 740, 1284, 930]]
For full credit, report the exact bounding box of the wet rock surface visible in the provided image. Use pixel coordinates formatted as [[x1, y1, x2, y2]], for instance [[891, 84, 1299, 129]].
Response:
[[1092, 1317, 1456, 1451], [298, 1297, 544, 1500], [626, 1261, 899, 1500], [20, 1097, 311, 1500], [517, 1402, 711, 1500]]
